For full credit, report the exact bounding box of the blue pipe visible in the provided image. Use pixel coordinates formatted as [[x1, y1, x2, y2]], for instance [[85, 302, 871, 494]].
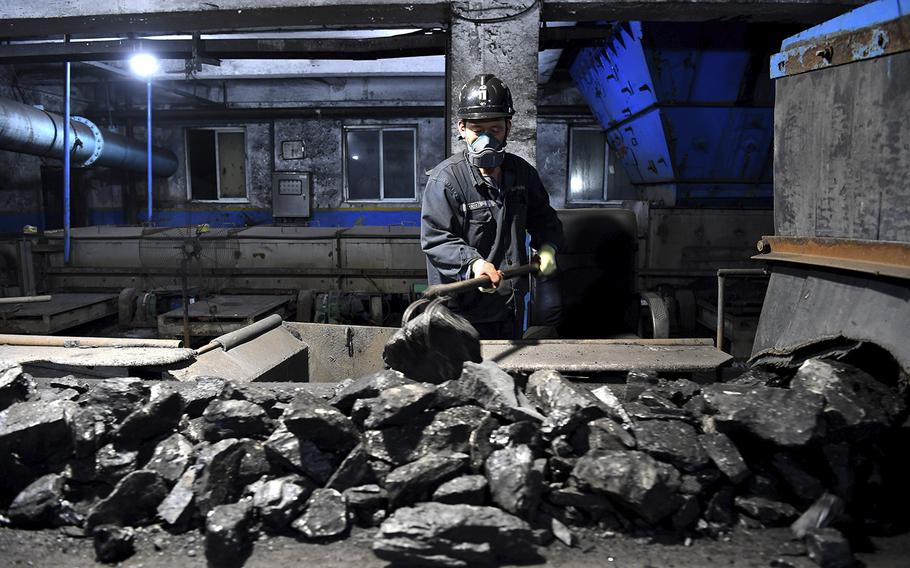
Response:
[[146, 78, 153, 223], [63, 60, 71, 263]]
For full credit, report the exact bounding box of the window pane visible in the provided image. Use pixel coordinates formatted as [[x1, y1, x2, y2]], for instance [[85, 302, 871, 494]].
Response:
[[188, 129, 217, 200], [568, 129, 606, 202], [346, 130, 380, 200], [382, 130, 416, 199], [217, 131, 246, 198]]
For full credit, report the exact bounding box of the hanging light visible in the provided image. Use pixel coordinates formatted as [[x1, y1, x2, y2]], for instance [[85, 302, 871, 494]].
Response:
[[129, 52, 159, 77]]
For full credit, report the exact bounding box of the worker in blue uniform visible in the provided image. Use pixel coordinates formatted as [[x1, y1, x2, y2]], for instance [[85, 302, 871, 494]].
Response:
[[420, 73, 563, 339]]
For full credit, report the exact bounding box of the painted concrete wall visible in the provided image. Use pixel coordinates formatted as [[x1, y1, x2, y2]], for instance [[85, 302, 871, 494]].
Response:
[[0, 67, 631, 232]]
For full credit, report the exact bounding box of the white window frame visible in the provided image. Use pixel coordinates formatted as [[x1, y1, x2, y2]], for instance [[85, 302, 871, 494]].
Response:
[[185, 127, 250, 203], [567, 126, 611, 204], [342, 125, 418, 203]]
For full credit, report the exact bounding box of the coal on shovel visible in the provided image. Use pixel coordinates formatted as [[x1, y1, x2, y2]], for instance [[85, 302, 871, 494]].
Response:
[[383, 262, 539, 383]]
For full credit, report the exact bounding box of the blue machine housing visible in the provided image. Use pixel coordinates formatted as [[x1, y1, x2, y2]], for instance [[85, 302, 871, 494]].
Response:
[[571, 22, 780, 206]]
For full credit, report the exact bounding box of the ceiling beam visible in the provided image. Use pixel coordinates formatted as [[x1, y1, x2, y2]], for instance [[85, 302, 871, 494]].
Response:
[[82, 62, 223, 107], [0, 0, 861, 40], [102, 104, 592, 122], [0, 27, 618, 65]]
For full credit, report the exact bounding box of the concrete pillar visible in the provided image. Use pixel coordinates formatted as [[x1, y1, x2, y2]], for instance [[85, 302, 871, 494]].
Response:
[[446, 0, 540, 164]]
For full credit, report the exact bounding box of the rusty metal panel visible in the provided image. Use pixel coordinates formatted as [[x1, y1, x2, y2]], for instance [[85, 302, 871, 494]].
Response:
[[773, 50, 910, 241], [755, 236, 910, 280]]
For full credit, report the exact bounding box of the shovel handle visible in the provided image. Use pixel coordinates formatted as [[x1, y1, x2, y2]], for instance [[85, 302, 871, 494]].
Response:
[[422, 261, 540, 299]]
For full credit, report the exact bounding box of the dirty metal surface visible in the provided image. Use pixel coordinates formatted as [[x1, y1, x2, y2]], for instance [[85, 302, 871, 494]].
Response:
[[755, 236, 910, 280], [0, 292, 118, 334], [157, 294, 293, 337], [482, 338, 731, 373], [287, 322, 398, 383], [772, 13, 910, 77], [752, 266, 910, 374], [773, 49, 910, 242], [0, 345, 196, 367], [169, 324, 308, 383]]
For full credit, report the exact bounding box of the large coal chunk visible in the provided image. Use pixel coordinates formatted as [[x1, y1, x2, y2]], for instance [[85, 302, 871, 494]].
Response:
[[805, 527, 856, 568], [0, 399, 75, 465], [93, 525, 135, 564], [413, 405, 494, 462], [8, 473, 71, 528], [282, 391, 360, 454], [352, 383, 437, 429], [699, 432, 749, 484], [144, 433, 194, 484], [525, 369, 606, 417], [330, 370, 414, 413], [490, 421, 542, 452], [112, 385, 184, 445], [444, 361, 544, 422], [93, 443, 138, 484], [325, 443, 375, 491], [77, 378, 149, 424], [484, 445, 544, 517], [433, 475, 488, 505], [734, 496, 799, 526], [590, 385, 633, 426], [0, 362, 32, 411], [292, 488, 349, 539], [250, 475, 313, 531], [701, 384, 824, 447], [572, 450, 681, 523], [791, 493, 845, 539], [383, 302, 482, 384], [157, 464, 201, 530], [791, 358, 907, 438], [362, 416, 434, 467], [727, 367, 786, 387], [203, 399, 273, 441], [385, 452, 469, 508], [571, 417, 636, 454], [771, 452, 824, 503], [633, 420, 709, 472], [373, 502, 541, 567], [68, 406, 104, 458], [344, 484, 388, 527], [182, 376, 232, 417], [264, 423, 336, 484], [85, 470, 168, 529], [193, 439, 248, 516], [205, 499, 254, 568]]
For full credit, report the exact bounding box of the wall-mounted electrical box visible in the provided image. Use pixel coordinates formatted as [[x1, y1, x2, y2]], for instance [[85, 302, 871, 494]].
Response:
[[272, 172, 311, 219]]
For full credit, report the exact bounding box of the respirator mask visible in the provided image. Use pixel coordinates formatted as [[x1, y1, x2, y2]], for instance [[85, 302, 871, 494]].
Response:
[[465, 132, 506, 169]]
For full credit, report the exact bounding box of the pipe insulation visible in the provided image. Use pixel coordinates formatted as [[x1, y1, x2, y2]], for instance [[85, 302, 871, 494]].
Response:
[[0, 95, 178, 177]]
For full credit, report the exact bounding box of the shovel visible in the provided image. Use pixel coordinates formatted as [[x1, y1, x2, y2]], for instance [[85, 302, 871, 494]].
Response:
[[403, 261, 541, 322], [383, 261, 540, 383]]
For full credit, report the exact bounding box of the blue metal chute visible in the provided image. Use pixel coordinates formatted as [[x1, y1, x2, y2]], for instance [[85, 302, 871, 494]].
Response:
[[570, 22, 778, 206]]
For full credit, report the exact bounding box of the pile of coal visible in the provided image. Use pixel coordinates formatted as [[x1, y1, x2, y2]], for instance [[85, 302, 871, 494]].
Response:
[[1, 356, 908, 568]]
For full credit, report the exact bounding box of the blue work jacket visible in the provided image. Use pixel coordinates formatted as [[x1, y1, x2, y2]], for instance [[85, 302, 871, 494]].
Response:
[[420, 150, 563, 324]]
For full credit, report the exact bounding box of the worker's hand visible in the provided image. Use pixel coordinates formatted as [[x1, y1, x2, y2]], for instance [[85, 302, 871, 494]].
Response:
[[471, 258, 502, 293], [537, 244, 557, 277]]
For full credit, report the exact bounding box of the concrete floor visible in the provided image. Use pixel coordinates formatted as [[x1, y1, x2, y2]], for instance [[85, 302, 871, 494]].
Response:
[[2, 524, 909, 568]]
